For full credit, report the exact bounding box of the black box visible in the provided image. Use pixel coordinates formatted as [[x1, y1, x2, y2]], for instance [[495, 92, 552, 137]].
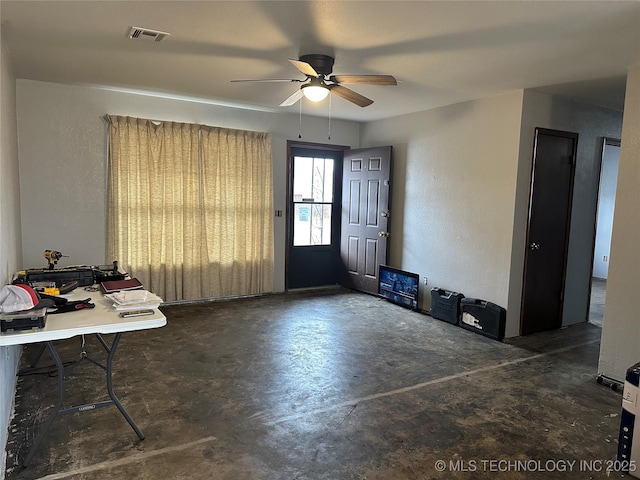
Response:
[[459, 298, 506, 341], [25, 267, 95, 287], [0, 308, 47, 332], [430, 288, 464, 325]]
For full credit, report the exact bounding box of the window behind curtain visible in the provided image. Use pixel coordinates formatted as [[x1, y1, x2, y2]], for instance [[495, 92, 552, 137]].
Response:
[[107, 115, 274, 302]]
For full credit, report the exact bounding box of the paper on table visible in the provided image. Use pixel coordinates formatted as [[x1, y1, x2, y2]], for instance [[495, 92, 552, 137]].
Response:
[[112, 301, 162, 312], [105, 290, 163, 306]]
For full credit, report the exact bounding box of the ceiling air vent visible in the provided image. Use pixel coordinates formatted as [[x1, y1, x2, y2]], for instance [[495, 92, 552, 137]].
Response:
[[128, 26, 170, 42]]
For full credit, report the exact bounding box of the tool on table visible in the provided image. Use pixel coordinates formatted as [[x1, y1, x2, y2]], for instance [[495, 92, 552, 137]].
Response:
[[43, 250, 68, 270]]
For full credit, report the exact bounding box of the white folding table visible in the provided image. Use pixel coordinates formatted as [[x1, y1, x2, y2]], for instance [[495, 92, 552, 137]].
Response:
[[0, 289, 166, 467]]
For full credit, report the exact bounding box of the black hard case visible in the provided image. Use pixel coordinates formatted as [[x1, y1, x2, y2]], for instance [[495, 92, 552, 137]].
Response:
[[0, 308, 47, 332], [25, 267, 95, 287], [459, 298, 506, 341], [430, 288, 465, 325]]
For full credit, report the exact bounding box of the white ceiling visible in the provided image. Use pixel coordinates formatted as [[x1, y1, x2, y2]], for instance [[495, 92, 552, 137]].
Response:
[[1, 1, 638, 122]]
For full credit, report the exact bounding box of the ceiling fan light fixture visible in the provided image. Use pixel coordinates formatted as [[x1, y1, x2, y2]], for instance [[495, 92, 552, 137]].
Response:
[[302, 85, 329, 102]]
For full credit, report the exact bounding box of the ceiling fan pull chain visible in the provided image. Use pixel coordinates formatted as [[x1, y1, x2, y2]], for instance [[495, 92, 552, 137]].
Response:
[[328, 94, 332, 140], [298, 99, 302, 139]]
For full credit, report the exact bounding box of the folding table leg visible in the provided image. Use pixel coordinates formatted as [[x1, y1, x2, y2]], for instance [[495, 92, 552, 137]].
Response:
[[23, 342, 65, 467], [22, 334, 145, 467], [106, 333, 145, 440], [30, 343, 47, 368]]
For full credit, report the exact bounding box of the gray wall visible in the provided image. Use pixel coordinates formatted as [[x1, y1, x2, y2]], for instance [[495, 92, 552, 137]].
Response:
[[599, 66, 640, 382], [360, 88, 624, 338], [15, 80, 362, 293], [361, 91, 525, 337], [0, 36, 24, 479]]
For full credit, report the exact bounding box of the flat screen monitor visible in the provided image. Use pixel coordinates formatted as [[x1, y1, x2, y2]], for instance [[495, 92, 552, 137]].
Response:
[[378, 265, 419, 310]]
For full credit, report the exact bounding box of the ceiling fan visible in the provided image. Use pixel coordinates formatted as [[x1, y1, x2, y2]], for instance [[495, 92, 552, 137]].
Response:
[[231, 54, 397, 107]]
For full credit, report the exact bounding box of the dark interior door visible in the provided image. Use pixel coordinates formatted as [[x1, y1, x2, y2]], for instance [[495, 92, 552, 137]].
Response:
[[521, 128, 578, 335], [340, 146, 392, 295]]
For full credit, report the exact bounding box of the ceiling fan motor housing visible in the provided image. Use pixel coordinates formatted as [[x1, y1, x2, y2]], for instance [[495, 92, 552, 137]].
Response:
[[232, 53, 394, 108], [299, 54, 335, 76]]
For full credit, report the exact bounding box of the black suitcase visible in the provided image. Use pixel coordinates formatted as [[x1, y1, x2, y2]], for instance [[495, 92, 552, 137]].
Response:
[[459, 298, 506, 341], [430, 288, 464, 325]]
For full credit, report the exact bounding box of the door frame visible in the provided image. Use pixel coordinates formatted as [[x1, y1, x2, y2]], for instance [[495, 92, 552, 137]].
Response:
[[285, 140, 350, 291], [586, 137, 621, 320], [520, 127, 578, 335]]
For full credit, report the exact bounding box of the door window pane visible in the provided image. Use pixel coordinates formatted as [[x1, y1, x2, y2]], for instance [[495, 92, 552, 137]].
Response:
[[293, 204, 332, 246], [293, 157, 334, 202], [293, 156, 334, 246]]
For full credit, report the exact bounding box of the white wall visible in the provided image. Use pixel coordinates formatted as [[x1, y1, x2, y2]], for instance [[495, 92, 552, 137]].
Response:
[[592, 143, 620, 279], [516, 91, 623, 327], [599, 66, 640, 382], [0, 35, 24, 479], [15, 80, 361, 293], [360, 91, 525, 337]]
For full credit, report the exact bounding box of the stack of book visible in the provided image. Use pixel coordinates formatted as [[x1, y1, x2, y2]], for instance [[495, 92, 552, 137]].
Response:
[[100, 278, 144, 294], [100, 278, 163, 311]]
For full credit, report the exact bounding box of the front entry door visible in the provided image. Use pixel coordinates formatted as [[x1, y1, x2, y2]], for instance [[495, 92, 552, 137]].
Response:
[[521, 128, 578, 335], [288, 146, 344, 289], [340, 146, 393, 295]]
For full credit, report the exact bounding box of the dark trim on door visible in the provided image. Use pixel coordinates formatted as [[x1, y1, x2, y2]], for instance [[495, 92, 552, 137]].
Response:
[[285, 140, 350, 291]]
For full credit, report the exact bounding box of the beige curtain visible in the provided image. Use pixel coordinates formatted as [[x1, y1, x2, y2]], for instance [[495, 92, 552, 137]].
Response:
[[200, 126, 274, 297], [107, 115, 274, 302]]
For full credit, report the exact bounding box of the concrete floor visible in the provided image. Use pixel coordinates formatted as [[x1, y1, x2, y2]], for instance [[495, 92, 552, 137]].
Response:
[[4, 287, 629, 479], [589, 278, 607, 327]]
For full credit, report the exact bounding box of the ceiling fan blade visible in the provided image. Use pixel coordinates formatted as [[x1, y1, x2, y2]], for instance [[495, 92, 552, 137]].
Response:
[[230, 78, 302, 83], [330, 85, 374, 107], [279, 88, 305, 107], [329, 75, 397, 86], [288, 58, 319, 77]]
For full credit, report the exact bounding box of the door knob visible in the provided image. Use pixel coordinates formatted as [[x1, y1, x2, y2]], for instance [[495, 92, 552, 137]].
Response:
[[378, 231, 390, 237], [529, 243, 540, 250]]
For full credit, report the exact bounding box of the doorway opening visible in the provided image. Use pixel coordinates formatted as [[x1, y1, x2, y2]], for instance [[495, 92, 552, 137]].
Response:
[[285, 142, 393, 294], [286, 142, 348, 290], [588, 138, 621, 327]]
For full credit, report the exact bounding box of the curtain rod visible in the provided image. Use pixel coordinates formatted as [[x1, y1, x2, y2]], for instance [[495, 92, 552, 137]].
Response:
[[103, 114, 164, 126], [103, 114, 270, 137]]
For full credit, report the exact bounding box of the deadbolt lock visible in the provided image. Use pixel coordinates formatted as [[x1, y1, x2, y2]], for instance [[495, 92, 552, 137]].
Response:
[[381, 211, 390, 218]]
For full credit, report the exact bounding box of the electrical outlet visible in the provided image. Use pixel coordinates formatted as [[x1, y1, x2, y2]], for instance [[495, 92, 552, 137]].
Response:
[[603, 255, 608, 262]]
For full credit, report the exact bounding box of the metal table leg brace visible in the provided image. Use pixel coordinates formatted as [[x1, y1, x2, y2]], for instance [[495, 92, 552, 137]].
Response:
[[23, 333, 145, 467]]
